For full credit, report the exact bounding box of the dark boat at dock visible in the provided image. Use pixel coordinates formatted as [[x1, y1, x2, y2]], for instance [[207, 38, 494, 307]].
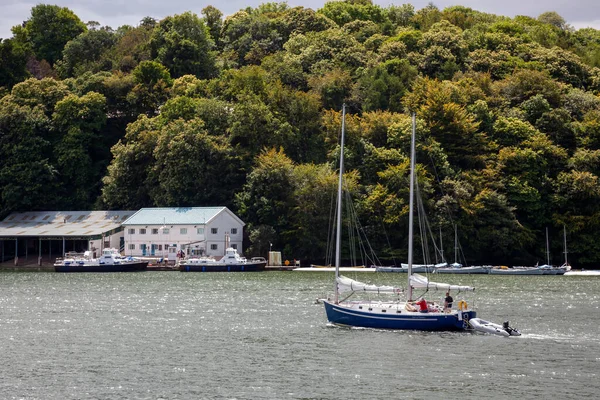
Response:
[[178, 247, 266, 272]]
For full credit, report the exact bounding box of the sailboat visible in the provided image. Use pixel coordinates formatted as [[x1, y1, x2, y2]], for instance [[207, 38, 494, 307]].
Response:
[[322, 109, 477, 331], [435, 225, 490, 274], [539, 226, 571, 275]]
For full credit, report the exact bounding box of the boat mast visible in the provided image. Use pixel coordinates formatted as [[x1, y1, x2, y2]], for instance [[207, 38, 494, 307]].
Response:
[[439, 226, 444, 263], [563, 225, 568, 265], [454, 224, 458, 266], [334, 104, 346, 304], [407, 113, 416, 301], [545, 227, 550, 265]]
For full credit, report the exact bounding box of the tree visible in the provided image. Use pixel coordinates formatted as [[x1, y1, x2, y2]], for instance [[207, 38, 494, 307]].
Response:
[[235, 148, 296, 252], [52, 92, 108, 208], [100, 116, 161, 209], [127, 61, 173, 116], [149, 12, 216, 78], [56, 28, 117, 77], [18, 4, 86, 65], [202, 6, 223, 48], [355, 58, 417, 112], [318, 0, 388, 27], [537, 11, 568, 30], [0, 93, 59, 214], [227, 94, 294, 163], [150, 119, 242, 207], [0, 39, 29, 90]]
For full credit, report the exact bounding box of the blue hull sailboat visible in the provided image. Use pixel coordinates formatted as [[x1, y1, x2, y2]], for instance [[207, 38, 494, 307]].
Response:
[[322, 108, 476, 331]]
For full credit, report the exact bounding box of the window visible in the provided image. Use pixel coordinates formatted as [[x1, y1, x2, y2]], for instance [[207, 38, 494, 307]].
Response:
[[211, 228, 218, 234], [140, 228, 146, 234], [165, 244, 170, 249], [231, 228, 237, 235], [128, 244, 135, 250], [197, 228, 204, 234], [162, 228, 170, 234], [152, 228, 159, 234], [158, 245, 163, 251], [210, 244, 218, 250], [232, 244, 237, 250], [128, 228, 135, 234], [180, 228, 187, 234]]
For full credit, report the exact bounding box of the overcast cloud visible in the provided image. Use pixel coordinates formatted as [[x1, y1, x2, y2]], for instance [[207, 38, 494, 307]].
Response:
[[2, 0, 599, 40]]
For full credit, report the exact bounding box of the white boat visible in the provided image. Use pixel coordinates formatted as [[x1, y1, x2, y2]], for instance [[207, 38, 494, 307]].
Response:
[[489, 266, 544, 275], [436, 265, 491, 274], [294, 267, 375, 273], [469, 318, 521, 337], [377, 263, 446, 273], [321, 109, 477, 331], [54, 248, 148, 272]]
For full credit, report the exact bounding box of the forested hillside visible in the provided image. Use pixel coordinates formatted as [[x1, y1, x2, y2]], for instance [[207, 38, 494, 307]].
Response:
[[2, 1, 600, 267]]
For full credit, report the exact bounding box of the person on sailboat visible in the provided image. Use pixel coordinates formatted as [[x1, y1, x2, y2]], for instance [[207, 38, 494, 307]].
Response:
[[444, 292, 453, 312], [417, 298, 429, 313]]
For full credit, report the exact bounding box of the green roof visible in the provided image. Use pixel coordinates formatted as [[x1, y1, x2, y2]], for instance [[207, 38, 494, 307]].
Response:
[[122, 207, 243, 226]]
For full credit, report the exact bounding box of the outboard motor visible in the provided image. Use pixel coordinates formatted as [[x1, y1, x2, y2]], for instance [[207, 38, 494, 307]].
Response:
[[502, 320, 521, 336]]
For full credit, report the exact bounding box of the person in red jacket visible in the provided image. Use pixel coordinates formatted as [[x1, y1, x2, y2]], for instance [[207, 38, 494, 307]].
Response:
[[417, 297, 428, 313]]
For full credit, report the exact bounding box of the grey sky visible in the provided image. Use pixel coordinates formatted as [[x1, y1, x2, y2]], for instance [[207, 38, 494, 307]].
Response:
[[2, 0, 599, 40]]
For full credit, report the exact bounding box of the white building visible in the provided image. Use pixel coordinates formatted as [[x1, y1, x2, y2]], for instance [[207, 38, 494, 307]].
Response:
[[121, 207, 245, 261]]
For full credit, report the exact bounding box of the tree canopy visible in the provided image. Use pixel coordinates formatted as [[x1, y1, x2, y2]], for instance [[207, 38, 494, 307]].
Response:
[[2, 2, 600, 267]]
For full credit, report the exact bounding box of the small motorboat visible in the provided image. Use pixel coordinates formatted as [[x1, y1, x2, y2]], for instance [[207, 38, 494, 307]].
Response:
[[469, 318, 521, 337]]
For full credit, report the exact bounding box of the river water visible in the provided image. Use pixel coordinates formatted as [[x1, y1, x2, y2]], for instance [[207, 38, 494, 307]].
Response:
[[0, 271, 598, 399]]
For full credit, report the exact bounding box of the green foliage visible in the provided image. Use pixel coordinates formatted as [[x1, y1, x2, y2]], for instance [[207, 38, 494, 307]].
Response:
[[235, 148, 295, 253], [356, 58, 417, 112], [149, 12, 217, 78], [318, 0, 388, 27], [4, 3, 600, 266], [128, 61, 173, 116], [220, 10, 288, 66], [18, 4, 87, 65], [57, 28, 117, 78], [0, 39, 29, 89], [150, 119, 242, 207]]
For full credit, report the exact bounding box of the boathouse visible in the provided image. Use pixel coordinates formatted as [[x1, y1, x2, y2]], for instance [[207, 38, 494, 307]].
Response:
[[0, 210, 134, 266], [121, 207, 245, 260]]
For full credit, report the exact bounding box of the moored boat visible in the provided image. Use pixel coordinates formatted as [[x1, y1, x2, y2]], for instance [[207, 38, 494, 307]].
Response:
[[178, 247, 266, 272], [489, 265, 544, 275], [54, 248, 148, 272], [435, 265, 491, 274]]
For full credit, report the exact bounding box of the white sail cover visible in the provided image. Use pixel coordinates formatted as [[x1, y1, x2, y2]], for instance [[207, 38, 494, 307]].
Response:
[[409, 273, 475, 292], [337, 275, 403, 294]]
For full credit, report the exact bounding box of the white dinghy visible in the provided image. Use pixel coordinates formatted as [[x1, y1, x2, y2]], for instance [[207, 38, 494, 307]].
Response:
[[469, 318, 521, 337]]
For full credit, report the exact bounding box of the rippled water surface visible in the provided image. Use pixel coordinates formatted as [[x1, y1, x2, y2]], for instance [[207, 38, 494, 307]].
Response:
[[1, 271, 599, 399]]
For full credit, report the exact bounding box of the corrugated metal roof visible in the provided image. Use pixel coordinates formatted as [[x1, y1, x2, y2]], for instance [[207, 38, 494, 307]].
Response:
[[122, 207, 243, 226], [0, 211, 134, 237]]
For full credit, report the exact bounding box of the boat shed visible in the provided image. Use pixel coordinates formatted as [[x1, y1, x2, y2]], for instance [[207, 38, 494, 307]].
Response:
[[121, 207, 245, 260], [0, 210, 134, 266]]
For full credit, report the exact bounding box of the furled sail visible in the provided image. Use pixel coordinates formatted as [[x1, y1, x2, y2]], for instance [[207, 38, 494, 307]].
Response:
[[409, 273, 475, 292], [337, 275, 403, 294]]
